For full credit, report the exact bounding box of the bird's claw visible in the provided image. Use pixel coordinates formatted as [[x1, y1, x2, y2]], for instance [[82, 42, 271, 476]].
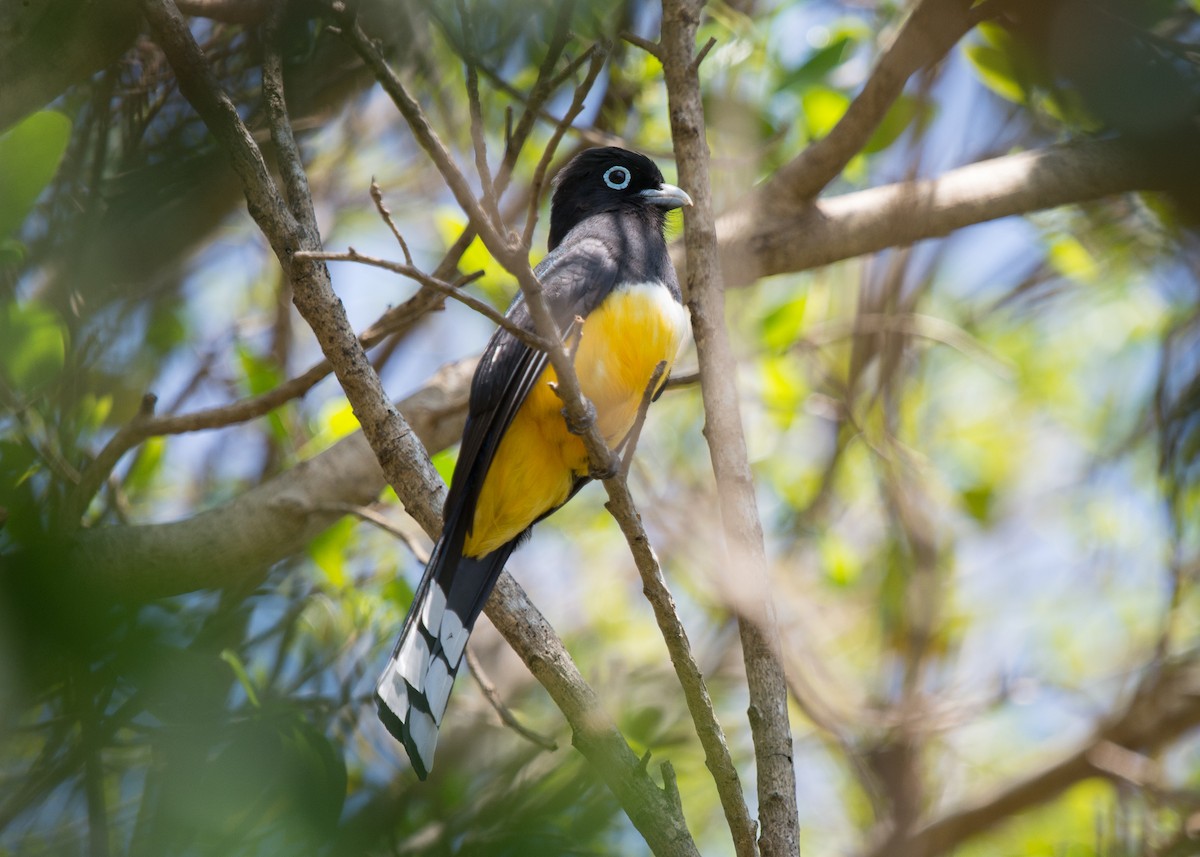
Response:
[[561, 400, 598, 436], [589, 458, 620, 481]]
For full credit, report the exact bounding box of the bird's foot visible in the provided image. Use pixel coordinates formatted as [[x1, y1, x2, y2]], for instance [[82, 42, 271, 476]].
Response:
[[561, 400, 598, 436], [588, 457, 620, 481]]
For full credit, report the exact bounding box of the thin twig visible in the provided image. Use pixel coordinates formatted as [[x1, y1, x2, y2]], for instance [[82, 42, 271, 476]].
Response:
[[465, 647, 560, 752], [295, 247, 554, 354], [490, 0, 578, 195], [618, 361, 667, 476], [547, 43, 600, 92], [456, 0, 501, 224], [68, 276, 438, 525], [521, 46, 608, 248], [313, 501, 430, 563], [369, 179, 413, 266], [663, 369, 699, 390], [621, 31, 662, 59], [690, 37, 717, 73]]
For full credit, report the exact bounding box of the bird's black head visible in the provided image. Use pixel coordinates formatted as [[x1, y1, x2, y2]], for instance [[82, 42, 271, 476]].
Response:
[[547, 147, 692, 250]]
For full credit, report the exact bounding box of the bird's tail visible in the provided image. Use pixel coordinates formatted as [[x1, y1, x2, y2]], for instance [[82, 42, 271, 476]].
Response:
[[375, 537, 515, 779]]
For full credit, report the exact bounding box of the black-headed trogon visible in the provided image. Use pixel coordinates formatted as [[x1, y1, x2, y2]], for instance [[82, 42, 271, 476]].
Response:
[[375, 147, 692, 779]]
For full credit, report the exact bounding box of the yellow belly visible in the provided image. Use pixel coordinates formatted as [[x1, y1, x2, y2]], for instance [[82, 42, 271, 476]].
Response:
[[463, 283, 688, 557]]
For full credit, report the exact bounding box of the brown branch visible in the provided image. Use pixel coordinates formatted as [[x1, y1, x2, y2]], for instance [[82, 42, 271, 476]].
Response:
[[369, 179, 413, 266], [658, 2, 788, 856], [67, 293, 432, 526], [521, 47, 608, 248], [618, 361, 667, 477], [860, 655, 1200, 857], [710, 138, 1165, 288], [770, 0, 981, 203], [295, 247, 555, 353], [70, 357, 475, 599], [600, 464, 755, 857], [464, 647, 560, 753], [456, 0, 501, 225]]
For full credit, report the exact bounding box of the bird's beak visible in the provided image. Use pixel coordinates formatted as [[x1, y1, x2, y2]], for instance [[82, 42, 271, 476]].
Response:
[[639, 183, 694, 210]]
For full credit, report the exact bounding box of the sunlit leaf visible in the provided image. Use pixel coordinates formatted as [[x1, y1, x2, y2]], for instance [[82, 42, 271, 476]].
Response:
[[777, 34, 855, 92], [431, 446, 458, 485], [0, 300, 66, 392], [322, 398, 360, 441], [802, 86, 851, 139], [309, 516, 355, 587], [220, 649, 261, 708], [963, 43, 1026, 103], [863, 94, 920, 154], [124, 436, 166, 494], [1047, 236, 1100, 284], [435, 209, 514, 308], [759, 292, 808, 351], [0, 111, 71, 238], [820, 533, 862, 587]]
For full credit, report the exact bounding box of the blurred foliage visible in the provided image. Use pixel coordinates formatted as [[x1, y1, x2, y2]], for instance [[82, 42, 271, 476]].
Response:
[[2, 0, 1200, 855]]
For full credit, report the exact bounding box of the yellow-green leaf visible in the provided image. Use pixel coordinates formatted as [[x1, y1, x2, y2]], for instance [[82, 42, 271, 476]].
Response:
[[0, 111, 72, 238], [802, 86, 851, 139]]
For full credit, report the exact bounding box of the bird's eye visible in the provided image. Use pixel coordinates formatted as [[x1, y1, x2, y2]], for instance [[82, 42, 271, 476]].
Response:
[[603, 165, 631, 190]]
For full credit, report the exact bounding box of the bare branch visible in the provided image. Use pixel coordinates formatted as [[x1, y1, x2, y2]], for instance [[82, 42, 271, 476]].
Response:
[[456, 0, 501, 224], [660, 1, 797, 854], [296, 247, 554, 353], [710, 138, 1164, 288], [369, 179, 413, 266], [618, 361, 667, 477], [860, 656, 1200, 857], [521, 47, 608, 248], [621, 31, 662, 60], [70, 357, 475, 599], [770, 0, 980, 203], [68, 287, 435, 524], [138, 0, 445, 544], [465, 647, 560, 753]]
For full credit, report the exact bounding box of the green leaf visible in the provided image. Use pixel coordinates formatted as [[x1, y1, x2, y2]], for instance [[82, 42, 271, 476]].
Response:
[[1047, 236, 1100, 284], [963, 43, 1026, 104], [759, 292, 808, 352], [802, 86, 851, 139], [236, 344, 288, 442], [0, 300, 67, 392], [220, 649, 261, 708], [759, 353, 807, 429], [309, 515, 355, 587], [431, 446, 458, 486], [777, 35, 855, 92], [124, 436, 166, 494], [820, 534, 862, 587], [863, 94, 920, 154], [0, 111, 72, 238]]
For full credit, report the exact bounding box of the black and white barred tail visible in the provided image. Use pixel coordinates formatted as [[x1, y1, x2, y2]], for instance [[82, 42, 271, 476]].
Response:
[[375, 540, 515, 779]]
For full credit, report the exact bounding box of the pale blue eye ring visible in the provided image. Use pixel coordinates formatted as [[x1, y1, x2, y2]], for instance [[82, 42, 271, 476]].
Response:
[[603, 165, 631, 190]]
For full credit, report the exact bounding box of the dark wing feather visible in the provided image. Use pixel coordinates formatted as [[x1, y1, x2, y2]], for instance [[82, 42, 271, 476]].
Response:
[[439, 235, 621, 562]]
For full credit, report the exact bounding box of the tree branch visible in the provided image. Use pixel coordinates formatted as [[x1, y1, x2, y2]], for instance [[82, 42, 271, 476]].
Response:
[[769, 0, 983, 203], [860, 655, 1200, 857], [70, 358, 475, 599], [658, 1, 796, 855], [709, 138, 1165, 288]]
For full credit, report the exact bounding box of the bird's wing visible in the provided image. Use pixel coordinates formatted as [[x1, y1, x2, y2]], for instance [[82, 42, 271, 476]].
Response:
[[440, 234, 620, 555]]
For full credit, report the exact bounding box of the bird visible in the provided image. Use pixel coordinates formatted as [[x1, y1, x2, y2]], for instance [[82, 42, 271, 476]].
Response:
[[374, 147, 693, 779]]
